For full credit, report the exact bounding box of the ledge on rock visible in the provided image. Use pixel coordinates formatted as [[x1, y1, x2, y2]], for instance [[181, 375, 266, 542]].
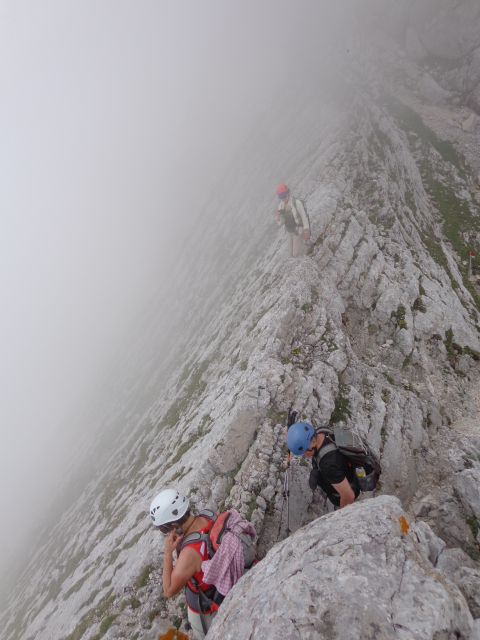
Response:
[[207, 496, 473, 640]]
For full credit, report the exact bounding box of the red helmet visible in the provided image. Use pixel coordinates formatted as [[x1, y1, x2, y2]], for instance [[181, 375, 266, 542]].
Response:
[[276, 183, 290, 199]]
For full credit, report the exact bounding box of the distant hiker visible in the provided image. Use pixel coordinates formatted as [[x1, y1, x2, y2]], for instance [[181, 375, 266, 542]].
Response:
[[275, 183, 311, 257], [287, 422, 370, 508], [150, 488, 256, 639]]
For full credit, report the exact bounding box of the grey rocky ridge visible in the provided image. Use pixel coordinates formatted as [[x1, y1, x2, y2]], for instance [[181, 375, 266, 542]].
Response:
[[2, 1, 480, 638]]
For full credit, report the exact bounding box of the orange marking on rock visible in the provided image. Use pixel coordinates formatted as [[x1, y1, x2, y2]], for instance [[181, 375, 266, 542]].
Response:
[[399, 515, 410, 535], [157, 629, 189, 640]]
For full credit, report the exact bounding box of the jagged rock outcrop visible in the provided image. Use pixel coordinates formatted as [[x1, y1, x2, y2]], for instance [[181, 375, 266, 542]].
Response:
[[207, 496, 474, 640], [437, 548, 480, 618]]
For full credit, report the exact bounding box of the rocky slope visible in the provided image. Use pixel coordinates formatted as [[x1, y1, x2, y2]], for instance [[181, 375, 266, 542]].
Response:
[[2, 2, 480, 639], [207, 495, 477, 640]]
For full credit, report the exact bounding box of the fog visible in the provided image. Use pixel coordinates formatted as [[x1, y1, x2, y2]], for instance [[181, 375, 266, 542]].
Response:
[[0, 0, 368, 589]]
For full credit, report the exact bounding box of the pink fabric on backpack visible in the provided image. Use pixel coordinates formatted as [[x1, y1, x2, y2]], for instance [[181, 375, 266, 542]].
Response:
[[200, 510, 255, 596]]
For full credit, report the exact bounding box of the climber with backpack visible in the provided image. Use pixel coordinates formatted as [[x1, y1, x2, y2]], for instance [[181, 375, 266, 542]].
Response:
[[274, 183, 312, 257], [286, 412, 381, 509], [149, 488, 256, 639]]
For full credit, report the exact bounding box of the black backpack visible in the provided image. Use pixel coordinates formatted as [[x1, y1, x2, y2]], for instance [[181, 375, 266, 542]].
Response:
[[280, 198, 311, 233], [312, 427, 381, 492], [282, 209, 299, 233]]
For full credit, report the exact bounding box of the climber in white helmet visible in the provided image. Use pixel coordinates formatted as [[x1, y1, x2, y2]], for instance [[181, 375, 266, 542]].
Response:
[[150, 488, 218, 639]]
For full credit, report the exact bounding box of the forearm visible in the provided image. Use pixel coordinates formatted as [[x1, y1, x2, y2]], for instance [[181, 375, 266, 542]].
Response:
[[162, 553, 175, 597], [339, 494, 355, 508], [333, 479, 356, 508]]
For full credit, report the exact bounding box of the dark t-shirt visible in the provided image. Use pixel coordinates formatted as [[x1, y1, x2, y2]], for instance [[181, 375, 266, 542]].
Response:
[[313, 449, 361, 507], [280, 209, 299, 233]]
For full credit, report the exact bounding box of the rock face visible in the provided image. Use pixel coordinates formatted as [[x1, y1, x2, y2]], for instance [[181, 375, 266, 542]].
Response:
[[437, 548, 480, 618], [3, 3, 480, 640], [407, 0, 480, 61], [207, 496, 473, 640], [454, 468, 480, 521]]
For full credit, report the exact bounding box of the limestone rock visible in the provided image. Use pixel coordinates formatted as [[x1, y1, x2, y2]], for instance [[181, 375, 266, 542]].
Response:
[[471, 619, 480, 640], [207, 496, 473, 640], [437, 547, 478, 572], [411, 0, 480, 61], [453, 469, 480, 519], [419, 73, 451, 104]]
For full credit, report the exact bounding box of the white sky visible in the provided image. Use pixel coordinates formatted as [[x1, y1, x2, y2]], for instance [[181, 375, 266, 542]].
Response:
[[0, 0, 354, 583]]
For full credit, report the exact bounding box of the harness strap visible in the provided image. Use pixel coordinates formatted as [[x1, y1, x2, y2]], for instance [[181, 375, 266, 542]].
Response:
[[185, 580, 221, 634]]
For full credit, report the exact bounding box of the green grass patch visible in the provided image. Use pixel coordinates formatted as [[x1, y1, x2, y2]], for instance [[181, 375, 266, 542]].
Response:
[[169, 430, 204, 467], [381, 424, 387, 445], [135, 564, 154, 589], [388, 97, 467, 173], [330, 386, 352, 425], [198, 413, 213, 436], [161, 360, 210, 429], [321, 335, 338, 351], [444, 328, 464, 358], [466, 515, 479, 539], [92, 615, 117, 640], [267, 407, 287, 426], [422, 232, 456, 280], [64, 591, 115, 640], [391, 305, 407, 330], [148, 608, 162, 624], [63, 566, 97, 600], [245, 496, 257, 521], [415, 148, 480, 307], [402, 352, 413, 368], [121, 530, 145, 551], [463, 345, 480, 360], [405, 188, 417, 213], [413, 297, 426, 313]]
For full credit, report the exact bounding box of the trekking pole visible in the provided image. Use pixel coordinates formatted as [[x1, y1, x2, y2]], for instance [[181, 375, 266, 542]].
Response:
[[282, 408, 297, 538], [282, 453, 291, 535]]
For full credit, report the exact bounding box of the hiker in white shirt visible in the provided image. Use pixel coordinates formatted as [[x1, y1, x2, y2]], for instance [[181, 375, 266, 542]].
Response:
[[275, 183, 311, 257]]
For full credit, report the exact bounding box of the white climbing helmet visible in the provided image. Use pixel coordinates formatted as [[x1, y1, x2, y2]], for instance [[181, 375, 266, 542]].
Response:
[[149, 488, 189, 527]]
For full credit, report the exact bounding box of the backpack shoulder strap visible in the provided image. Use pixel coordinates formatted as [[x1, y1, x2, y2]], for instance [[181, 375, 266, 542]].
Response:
[[179, 511, 216, 555], [293, 197, 310, 230], [197, 508, 216, 520], [290, 198, 302, 227], [180, 531, 214, 560], [316, 427, 335, 439], [315, 442, 338, 464]]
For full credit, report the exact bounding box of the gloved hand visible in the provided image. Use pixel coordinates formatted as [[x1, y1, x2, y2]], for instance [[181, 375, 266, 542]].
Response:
[[287, 409, 298, 427]]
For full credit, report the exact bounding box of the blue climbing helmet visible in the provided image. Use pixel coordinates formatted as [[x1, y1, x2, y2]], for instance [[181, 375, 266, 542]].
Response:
[[287, 421, 315, 456]]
